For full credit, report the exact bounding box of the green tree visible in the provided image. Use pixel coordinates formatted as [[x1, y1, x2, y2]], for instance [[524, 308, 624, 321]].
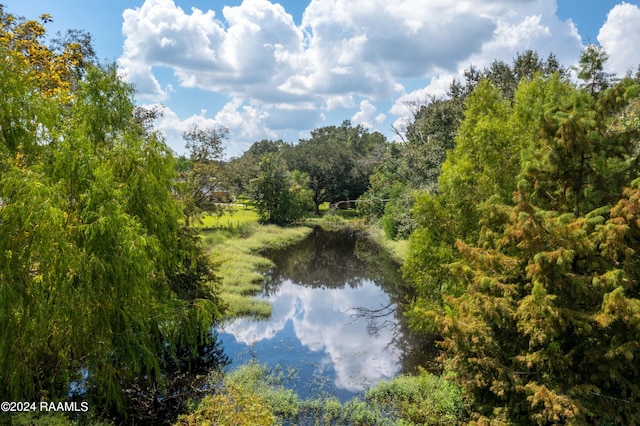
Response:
[[176, 124, 229, 226], [251, 154, 312, 224], [576, 44, 614, 96], [286, 121, 386, 213], [402, 95, 464, 191], [404, 78, 527, 311], [362, 51, 566, 240], [225, 139, 288, 195], [433, 75, 640, 424], [0, 15, 222, 415]]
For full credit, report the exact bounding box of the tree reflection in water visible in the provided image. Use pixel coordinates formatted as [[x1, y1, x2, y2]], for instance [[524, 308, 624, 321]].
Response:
[[218, 227, 437, 401]]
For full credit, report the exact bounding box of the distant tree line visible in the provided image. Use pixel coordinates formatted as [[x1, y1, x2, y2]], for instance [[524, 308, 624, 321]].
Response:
[[181, 120, 388, 225]]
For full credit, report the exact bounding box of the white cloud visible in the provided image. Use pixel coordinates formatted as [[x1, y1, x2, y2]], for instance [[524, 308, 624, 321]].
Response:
[[387, 0, 582, 140], [598, 2, 640, 76], [352, 100, 385, 129], [120, 0, 589, 154], [462, 0, 581, 71], [148, 101, 320, 157], [120, 0, 304, 101]]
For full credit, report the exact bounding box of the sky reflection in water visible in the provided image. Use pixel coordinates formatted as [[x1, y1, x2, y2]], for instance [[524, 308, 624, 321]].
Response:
[[219, 276, 401, 400]]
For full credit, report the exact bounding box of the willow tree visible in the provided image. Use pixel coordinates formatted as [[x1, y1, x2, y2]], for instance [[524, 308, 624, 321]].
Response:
[[0, 9, 222, 414]]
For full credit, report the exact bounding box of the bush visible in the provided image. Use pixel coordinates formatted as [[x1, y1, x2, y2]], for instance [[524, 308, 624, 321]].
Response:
[[175, 383, 276, 426], [177, 363, 467, 426], [366, 370, 466, 425], [381, 198, 416, 240]]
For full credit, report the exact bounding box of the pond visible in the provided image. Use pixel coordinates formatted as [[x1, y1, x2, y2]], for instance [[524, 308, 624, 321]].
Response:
[[217, 227, 430, 401]]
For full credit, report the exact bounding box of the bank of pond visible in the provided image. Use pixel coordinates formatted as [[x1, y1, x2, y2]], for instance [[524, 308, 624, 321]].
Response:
[[178, 224, 466, 425]]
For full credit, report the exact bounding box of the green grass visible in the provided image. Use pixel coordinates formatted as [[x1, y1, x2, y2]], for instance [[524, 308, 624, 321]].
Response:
[[200, 220, 312, 318], [367, 224, 409, 263], [198, 204, 260, 229]]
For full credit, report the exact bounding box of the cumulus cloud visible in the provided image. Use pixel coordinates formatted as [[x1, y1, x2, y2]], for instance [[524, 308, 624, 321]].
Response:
[[122, 0, 581, 104], [351, 100, 385, 129], [120, 0, 305, 100], [598, 2, 640, 76], [120, 0, 589, 154]]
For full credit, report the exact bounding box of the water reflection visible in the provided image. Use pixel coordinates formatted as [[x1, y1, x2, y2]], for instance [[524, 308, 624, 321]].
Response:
[[218, 227, 427, 400], [221, 279, 399, 396]]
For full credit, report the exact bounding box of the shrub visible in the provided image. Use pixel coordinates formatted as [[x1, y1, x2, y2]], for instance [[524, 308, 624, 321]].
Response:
[[366, 370, 466, 425]]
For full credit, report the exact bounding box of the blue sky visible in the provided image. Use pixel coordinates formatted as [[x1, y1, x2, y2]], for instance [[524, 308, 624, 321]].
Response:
[[4, 1, 640, 157]]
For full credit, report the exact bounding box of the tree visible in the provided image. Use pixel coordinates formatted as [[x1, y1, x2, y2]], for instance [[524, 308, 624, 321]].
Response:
[[225, 139, 288, 195], [576, 44, 614, 96], [177, 124, 229, 226], [432, 75, 640, 424], [0, 11, 222, 415], [251, 154, 312, 224], [402, 95, 464, 191], [286, 121, 386, 213], [0, 6, 93, 99], [361, 51, 566, 241], [404, 78, 525, 308]]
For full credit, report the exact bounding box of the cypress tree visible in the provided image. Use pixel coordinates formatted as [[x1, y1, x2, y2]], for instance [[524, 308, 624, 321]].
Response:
[[439, 76, 640, 424]]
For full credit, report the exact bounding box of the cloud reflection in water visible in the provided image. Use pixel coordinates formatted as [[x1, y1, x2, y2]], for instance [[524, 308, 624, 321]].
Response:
[[219, 278, 400, 396]]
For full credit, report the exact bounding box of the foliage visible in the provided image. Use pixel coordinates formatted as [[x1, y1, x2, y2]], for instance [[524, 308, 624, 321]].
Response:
[[0, 9, 222, 416], [403, 77, 524, 317], [175, 381, 276, 426], [401, 96, 464, 192], [416, 68, 640, 423], [0, 6, 94, 100], [251, 154, 313, 225], [404, 71, 582, 320], [361, 51, 566, 235], [576, 44, 615, 96], [180, 362, 466, 426], [176, 124, 229, 226], [224, 139, 289, 195], [380, 187, 416, 240], [366, 369, 466, 425], [285, 120, 387, 213]]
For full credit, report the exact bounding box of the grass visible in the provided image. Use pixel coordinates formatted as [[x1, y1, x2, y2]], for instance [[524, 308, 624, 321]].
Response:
[[199, 203, 407, 318], [198, 203, 261, 229], [367, 224, 409, 263], [199, 208, 312, 318]]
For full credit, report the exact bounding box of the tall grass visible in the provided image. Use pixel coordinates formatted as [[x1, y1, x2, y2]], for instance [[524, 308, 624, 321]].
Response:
[[367, 223, 409, 263], [198, 204, 261, 229], [201, 220, 312, 318]]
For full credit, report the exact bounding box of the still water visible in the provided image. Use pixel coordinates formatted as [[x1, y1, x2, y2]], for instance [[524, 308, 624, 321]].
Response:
[[217, 227, 423, 401]]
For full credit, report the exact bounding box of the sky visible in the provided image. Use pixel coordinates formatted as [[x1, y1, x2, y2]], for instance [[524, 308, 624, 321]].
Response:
[[5, 0, 640, 158]]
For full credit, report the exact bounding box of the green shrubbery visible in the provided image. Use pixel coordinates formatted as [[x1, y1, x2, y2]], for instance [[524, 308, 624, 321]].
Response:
[[177, 362, 467, 426], [366, 370, 466, 425]]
